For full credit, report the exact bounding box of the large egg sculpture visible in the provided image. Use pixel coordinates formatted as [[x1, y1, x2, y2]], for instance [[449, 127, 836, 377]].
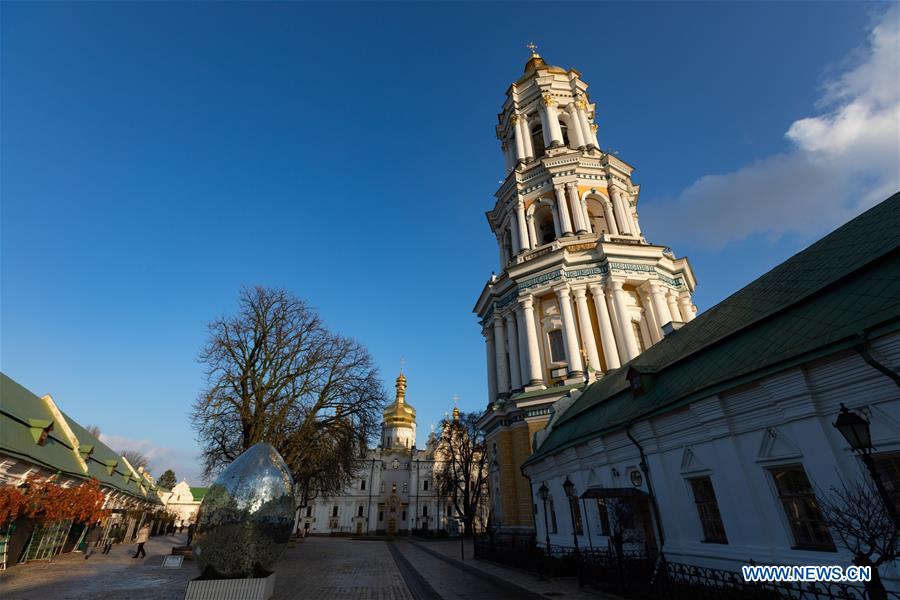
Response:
[[192, 442, 295, 578]]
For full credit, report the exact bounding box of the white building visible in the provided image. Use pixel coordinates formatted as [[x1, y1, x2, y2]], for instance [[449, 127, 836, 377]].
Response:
[[523, 193, 900, 588], [300, 373, 462, 536], [474, 47, 696, 537], [159, 480, 206, 527]]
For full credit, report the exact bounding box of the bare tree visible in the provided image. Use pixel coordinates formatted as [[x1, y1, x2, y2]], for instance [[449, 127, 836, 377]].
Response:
[[191, 286, 383, 507], [435, 410, 488, 537], [120, 450, 149, 471], [85, 424, 102, 439], [818, 476, 899, 600]]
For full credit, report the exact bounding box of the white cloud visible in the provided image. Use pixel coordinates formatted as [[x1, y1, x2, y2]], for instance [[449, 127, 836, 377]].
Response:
[[100, 433, 205, 484], [642, 7, 899, 248]]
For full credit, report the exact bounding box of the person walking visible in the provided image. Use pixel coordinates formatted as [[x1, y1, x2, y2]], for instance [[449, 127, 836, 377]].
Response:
[[102, 523, 119, 554], [133, 522, 150, 559], [186, 522, 195, 546], [84, 522, 102, 559]]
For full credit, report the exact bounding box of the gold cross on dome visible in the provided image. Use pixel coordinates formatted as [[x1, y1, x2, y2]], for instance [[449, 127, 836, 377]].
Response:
[[526, 42, 539, 57]]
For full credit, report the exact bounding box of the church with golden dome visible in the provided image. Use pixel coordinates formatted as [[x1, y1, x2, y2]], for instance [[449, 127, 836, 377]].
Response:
[[298, 373, 462, 536]]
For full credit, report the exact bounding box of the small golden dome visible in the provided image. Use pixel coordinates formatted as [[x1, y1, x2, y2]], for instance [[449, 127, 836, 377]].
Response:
[[383, 372, 416, 426]]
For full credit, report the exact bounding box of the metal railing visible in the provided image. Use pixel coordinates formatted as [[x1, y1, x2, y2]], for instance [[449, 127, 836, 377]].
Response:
[[472, 538, 898, 600]]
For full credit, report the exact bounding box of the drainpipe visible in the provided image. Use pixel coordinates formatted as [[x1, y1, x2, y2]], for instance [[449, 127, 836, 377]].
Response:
[[856, 332, 900, 388], [625, 424, 666, 554], [366, 457, 375, 535]]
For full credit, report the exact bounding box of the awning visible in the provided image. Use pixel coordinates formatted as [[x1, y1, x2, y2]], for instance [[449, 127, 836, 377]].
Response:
[[580, 487, 649, 499]]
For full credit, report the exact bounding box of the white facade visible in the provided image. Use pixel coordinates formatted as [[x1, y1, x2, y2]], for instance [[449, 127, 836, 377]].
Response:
[[524, 333, 900, 587], [159, 480, 203, 526], [300, 374, 461, 536]]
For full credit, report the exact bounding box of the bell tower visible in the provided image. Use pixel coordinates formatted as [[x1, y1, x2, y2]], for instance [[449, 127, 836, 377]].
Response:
[[474, 46, 697, 538]]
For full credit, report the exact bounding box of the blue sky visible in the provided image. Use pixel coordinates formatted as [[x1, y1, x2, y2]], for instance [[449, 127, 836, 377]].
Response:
[[3, 2, 897, 483]]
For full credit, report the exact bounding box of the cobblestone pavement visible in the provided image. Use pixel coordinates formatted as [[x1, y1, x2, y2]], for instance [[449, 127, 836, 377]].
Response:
[[0, 534, 609, 599], [0, 533, 195, 600], [273, 537, 412, 600]]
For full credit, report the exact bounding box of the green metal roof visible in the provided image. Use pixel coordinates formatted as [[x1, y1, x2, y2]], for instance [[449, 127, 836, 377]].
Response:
[[527, 192, 900, 466], [190, 487, 208, 501], [0, 374, 161, 504]]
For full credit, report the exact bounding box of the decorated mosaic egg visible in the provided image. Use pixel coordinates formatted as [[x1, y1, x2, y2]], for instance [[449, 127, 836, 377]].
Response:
[[193, 442, 294, 578]]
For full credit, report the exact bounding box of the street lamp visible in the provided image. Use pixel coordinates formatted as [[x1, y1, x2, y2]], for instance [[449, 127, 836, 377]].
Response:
[[833, 404, 899, 529], [538, 483, 550, 553]]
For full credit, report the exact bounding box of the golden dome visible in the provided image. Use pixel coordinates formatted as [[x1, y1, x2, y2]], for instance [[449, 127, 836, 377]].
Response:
[[383, 372, 416, 427]]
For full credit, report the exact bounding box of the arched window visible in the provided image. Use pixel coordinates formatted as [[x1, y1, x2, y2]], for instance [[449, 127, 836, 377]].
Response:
[[531, 123, 545, 158], [560, 122, 570, 148], [357, 505, 364, 517], [332, 506, 339, 517], [586, 197, 610, 234], [423, 505, 428, 517], [534, 204, 556, 245]]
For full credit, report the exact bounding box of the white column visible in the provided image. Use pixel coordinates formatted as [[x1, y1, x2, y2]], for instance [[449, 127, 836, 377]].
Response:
[[649, 280, 674, 332], [496, 234, 506, 269], [522, 117, 535, 159], [572, 286, 601, 372], [608, 279, 640, 361], [526, 214, 537, 248], [678, 294, 696, 322], [631, 207, 643, 237], [551, 203, 562, 238], [639, 285, 662, 344], [554, 184, 574, 236], [518, 296, 544, 386], [542, 95, 564, 147], [512, 115, 527, 162], [575, 96, 596, 148], [505, 312, 522, 392], [610, 187, 631, 235], [603, 198, 619, 236], [516, 201, 530, 252], [666, 290, 681, 324], [492, 318, 510, 398], [588, 283, 620, 371], [510, 222, 521, 255], [567, 183, 587, 234], [554, 286, 584, 377], [484, 330, 498, 404], [566, 105, 586, 148]]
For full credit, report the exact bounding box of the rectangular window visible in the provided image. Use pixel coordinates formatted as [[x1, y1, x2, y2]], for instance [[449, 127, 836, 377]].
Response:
[[548, 330, 565, 363], [305, 506, 312, 518], [597, 499, 610, 536], [379, 511, 383, 521], [332, 506, 339, 518], [771, 466, 835, 551], [361, 480, 366, 491], [872, 452, 900, 517], [571, 498, 583, 535], [357, 506, 364, 517], [632, 321, 646, 353], [423, 505, 428, 517], [402, 510, 406, 521], [447, 505, 452, 517], [549, 497, 558, 534], [689, 477, 728, 543], [423, 479, 429, 491]]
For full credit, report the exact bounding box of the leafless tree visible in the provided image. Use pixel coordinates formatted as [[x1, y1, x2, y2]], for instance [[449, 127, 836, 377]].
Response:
[[603, 498, 646, 562], [435, 411, 488, 537], [120, 450, 149, 471], [191, 286, 384, 507], [818, 476, 899, 600], [85, 424, 102, 439]]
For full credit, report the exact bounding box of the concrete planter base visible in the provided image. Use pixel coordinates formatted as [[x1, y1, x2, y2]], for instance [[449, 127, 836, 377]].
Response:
[[184, 572, 276, 600]]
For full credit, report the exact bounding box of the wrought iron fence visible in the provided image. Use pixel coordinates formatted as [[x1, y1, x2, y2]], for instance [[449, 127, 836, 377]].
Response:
[[472, 537, 898, 600]]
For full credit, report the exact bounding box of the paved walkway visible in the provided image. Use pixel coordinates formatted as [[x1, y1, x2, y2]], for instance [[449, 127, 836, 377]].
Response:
[[0, 533, 195, 600], [406, 538, 615, 600], [0, 534, 614, 599]]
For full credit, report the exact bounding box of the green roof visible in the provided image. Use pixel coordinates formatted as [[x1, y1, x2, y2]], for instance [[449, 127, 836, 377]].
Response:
[[0, 374, 161, 504], [527, 192, 900, 466], [190, 487, 208, 501]]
